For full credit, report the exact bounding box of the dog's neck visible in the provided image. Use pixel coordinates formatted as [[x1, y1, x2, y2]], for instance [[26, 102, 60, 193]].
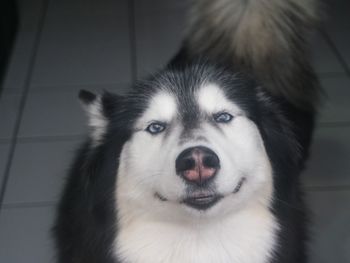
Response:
[[114, 199, 278, 263]]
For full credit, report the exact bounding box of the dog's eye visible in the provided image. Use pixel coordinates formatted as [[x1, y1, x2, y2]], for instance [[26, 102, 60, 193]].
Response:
[[146, 122, 167, 134], [213, 112, 233, 123]]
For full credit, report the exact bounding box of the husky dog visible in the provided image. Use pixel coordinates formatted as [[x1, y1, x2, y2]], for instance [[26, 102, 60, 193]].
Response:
[[54, 0, 321, 262]]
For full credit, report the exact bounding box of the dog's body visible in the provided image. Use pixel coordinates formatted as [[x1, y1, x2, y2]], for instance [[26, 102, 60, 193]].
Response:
[[54, 1, 320, 262]]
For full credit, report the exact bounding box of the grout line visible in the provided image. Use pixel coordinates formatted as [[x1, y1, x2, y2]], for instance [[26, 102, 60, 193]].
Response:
[[2, 201, 56, 210], [16, 134, 85, 143], [317, 72, 349, 78], [28, 81, 132, 92], [0, 139, 12, 145], [2, 134, 85, 144], [128, 0, 138, 83], [304, 185, 350, 192], [318, 121, 350, 128], [0, 0, 51, 212], [321, 30, 350, 76]]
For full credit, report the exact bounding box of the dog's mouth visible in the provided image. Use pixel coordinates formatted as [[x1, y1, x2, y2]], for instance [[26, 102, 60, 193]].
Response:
[[182, 192, 222, 210], [155, 177, 246, 210]]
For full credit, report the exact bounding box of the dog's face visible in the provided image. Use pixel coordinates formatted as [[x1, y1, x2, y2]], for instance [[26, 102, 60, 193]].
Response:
[[116, 70, 274, 222], [81, 66, 274, 221]]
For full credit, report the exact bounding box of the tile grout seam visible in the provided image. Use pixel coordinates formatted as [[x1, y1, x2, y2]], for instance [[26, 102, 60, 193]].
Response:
[[1, 120, 350, 146], [0, 0, 51, 212], [128, 0, 138, 83], [2, 200, 56, 210], [2, 184, 350, 210], [321, 30, 350, 76], [304, 185, 350, 192]]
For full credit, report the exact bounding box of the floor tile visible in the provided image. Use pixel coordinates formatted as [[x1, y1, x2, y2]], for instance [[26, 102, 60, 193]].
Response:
[[2, 0, 45, 93], [136, 0, 188, 13], [18, 91, 87, 138], [324, 0, 350, 31], [303, 126, 350, 187], [312, 32, 345, 74], [0, 206, 55, 263], [3, 139, 81, 205], [30, 82, 131, 94], [0, 143, 11, 189], [135, 1, 187, 78], [18, 85, 130, 138], [327, 29, 350, 70], [318, 75, 350, 124], [306, 190, 350, 263], [30, 0, 132, 88], [0, 94, 21, 140]]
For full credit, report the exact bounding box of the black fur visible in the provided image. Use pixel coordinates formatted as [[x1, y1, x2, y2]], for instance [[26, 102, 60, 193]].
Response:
[[54, 1, 320, 262], [79, 90, 97, 105], [53, 60, 316, 262]]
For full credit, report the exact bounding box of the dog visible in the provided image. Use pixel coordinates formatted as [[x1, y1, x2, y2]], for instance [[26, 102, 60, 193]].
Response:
[[53, 0, 321, 262]]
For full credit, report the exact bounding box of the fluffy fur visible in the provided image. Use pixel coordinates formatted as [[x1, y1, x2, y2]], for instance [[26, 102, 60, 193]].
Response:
[[185, 0, 321, 109], [53, 0, 320, 262]]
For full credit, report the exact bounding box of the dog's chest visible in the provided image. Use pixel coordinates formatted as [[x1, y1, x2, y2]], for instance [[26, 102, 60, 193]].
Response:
[[114, 207, 278, 263]]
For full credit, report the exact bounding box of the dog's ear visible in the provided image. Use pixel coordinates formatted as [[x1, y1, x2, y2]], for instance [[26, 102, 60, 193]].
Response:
[[79, 89, 122, 143], [79, 89, 98, 105]]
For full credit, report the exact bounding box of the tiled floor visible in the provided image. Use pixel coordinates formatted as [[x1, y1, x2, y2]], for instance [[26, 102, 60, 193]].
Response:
[[0, 0, 349, 262]]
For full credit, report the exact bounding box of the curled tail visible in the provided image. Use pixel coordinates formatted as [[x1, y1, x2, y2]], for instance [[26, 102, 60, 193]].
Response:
[[185, 0, 321, 109]]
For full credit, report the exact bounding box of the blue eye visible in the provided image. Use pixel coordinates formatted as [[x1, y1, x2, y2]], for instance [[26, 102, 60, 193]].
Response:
[[146, 122, 167, 134], [214, 112, 233, 123]]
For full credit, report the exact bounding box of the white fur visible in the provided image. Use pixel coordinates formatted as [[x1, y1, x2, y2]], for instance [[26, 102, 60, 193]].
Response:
[[83, 97, 107, 144], [187, 0, 320, 107], [197, 83, 242, 116], [115, 85, 277, 262], [135, 92, 177, 129], [188, 0, 319, 64], [116, 202, 278, 263]]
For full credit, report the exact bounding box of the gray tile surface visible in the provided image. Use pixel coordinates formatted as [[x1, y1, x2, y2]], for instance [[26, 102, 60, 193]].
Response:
[[18, 91, 87, 138], [303, 126, 350, 187], [30, 0, 132, 88], [327, 29, 350, 70], [324, 0, 350, 31], [0, 143, 11, 189], [17, 84, 131, 138], [135, 1, 187, 78], [0, 94, 21, 140], [318, 75, 350, 124], [3, 139, 81, 205], [30, 82, 132, 94], [312, 33, 345, 74], [136, 0, 188, 13], [0, 206, 55, 263], [306, 190, 350, 263], [2, 0, 45, 94]]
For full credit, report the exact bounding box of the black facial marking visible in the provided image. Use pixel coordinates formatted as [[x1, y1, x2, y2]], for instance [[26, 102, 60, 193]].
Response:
[[179, 97, 201, 134]]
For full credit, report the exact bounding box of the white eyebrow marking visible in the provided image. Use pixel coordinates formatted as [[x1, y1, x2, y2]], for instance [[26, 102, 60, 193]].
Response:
[[136, 91, 177, 128], [197, 83, 242, 115]]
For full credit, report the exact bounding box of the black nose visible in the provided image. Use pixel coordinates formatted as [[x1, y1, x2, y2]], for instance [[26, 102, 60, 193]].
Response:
[[175, 146, 220, 185]]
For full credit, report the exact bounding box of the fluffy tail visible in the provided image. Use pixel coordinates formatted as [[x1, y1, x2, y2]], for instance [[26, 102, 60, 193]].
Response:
[[185, 0, 321, 109]]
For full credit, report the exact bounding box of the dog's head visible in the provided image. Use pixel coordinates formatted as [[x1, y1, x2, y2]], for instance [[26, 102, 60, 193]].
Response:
[[80, 63, 297, 221]]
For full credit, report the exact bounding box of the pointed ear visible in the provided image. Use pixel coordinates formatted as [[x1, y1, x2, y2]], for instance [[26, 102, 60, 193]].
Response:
[[79, 89, 107, 143], [78, 90, 124, 144], [79, 89, 97, 105]]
